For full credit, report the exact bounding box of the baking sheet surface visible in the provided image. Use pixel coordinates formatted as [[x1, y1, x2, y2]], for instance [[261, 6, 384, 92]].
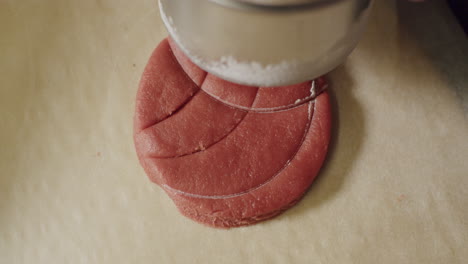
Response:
[[1, 0, 467, 263]]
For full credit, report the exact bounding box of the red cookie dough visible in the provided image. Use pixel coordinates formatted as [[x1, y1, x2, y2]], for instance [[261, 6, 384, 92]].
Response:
[[134, 38, 331, 228]]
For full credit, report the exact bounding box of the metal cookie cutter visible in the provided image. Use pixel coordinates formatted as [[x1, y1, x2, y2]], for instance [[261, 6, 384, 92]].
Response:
[[159, 0, 373, 86]]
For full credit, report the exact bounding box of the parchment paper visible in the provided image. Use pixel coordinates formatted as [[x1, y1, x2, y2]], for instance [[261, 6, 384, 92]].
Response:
[[1, 0, 467, 263]]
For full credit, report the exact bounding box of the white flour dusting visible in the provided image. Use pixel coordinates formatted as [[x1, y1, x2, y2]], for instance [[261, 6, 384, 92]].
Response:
[[200, 55, 300, 87]]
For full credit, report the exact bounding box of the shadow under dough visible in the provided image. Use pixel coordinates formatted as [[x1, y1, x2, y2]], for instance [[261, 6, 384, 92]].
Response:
[[279, 0, 468, 221], [278, 65, 367, 219]]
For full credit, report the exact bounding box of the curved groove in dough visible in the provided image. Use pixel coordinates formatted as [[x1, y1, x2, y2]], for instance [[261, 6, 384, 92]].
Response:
[[141, 89, 201, 132], [134, 39, 201, 132], [201, 77, 327, 113], [146, 89, 259, 159], [158, 101, 315, 199], [139, 44, 208, 131]]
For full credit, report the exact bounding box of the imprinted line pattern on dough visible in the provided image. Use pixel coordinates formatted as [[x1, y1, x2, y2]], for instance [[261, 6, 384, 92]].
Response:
[[201, 80, 322, 113], [147, 87, 260, 159], [161, 100, 316, 200]]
